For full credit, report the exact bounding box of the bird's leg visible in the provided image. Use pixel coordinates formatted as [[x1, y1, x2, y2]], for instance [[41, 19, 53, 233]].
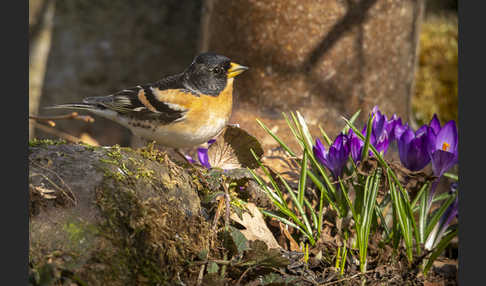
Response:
[[174, 148, 195, 165]]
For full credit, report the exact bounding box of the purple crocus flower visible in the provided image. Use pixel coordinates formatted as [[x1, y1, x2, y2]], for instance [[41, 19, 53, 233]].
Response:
[[185, 139, 217, 169], [427, 120, 458, 178], [393, 120, 408, 144], [372, 106, 401, 141], [197, 139, 217, 169], [313, 134, 350, 178], [347, 129, 364, 164], [368, 106, 390, 154], [397, 124, 431, 171], [425, 117, 458, 206], [361, 106, 400, 155], [197, 147, 211, 169], [429, 114, 441, 135], [184, 154, 196, 164]]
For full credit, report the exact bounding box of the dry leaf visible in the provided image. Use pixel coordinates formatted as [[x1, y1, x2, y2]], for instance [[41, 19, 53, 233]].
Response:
[[207, 135, 241, 170], [79, 132, 100, 146], [34, 185, 57, 199], [230, 203, 280, 249], [207, 125, 264, 170], [279, 221, 300, 252]]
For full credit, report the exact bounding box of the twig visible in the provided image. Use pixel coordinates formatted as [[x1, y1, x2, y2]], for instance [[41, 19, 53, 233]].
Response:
[[29, 112, 95, 127], [221, 181, 231, 230], [32, 122, 99, 146], [318, 269, 377, 286], [196, 263, 206, 286], [212, 195, 225, 231], [29, 116, 56, 127], [192, 259, 232, 266], [30, 161, 77, 206], [236, 266, 254, 286]]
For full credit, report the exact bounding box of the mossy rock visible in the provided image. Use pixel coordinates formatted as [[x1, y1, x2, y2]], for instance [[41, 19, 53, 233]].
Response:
[[29, 143, 211, 285]]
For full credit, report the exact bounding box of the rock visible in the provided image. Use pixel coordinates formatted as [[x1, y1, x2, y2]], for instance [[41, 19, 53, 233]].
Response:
[[204, 0, 426, 136], [29, 142, 210, 284]]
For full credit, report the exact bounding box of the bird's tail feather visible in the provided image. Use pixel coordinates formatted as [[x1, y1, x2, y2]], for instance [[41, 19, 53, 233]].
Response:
[[44, 103, 101, 111]]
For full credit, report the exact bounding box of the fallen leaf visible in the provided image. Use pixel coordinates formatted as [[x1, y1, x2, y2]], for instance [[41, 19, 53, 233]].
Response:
[[230, 203, 280, 249], [208, 126, 264, 170], [244, 240, 289, 267], [279, 221, 300, 252], [79, 132, 100, 146]]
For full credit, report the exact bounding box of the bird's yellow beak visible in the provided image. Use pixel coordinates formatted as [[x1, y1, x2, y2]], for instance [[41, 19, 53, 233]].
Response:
[[227, 62, 249, 78]]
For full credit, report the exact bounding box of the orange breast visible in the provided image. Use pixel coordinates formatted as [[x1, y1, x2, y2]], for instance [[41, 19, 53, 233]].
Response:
[[152, 78, 234, 134]]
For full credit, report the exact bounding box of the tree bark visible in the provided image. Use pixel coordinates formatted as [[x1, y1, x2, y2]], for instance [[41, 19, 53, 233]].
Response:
[[29, 0, 56, 139]]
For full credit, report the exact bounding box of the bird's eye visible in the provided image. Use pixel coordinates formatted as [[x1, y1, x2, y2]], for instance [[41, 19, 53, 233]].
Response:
[[213, 67, 222, 74]]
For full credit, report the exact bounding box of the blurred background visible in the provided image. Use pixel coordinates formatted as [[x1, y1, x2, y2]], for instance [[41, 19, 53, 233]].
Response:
[[29, 0, 457, 151]]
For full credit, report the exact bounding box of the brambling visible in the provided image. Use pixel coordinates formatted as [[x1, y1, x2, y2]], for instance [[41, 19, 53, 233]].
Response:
[[48, 52, 248, 149]]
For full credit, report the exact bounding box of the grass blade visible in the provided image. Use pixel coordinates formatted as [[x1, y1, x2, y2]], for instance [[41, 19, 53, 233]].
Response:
[[361, 113, 374, 162], [298, 151, 308, 205], [423, 228, 458, 275], [341, 109, 361, 134], [256, 118, 296, 157]]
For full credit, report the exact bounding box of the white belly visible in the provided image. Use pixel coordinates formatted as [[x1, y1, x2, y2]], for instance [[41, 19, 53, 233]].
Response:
[[131, 117, 227, 148]]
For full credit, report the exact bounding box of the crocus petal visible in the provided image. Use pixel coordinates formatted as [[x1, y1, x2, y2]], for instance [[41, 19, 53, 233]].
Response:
[[350, 136, 364, 163], [184, 154, 196, 164], [429, 114, 441, 135], [415, 125, 428, 137], [327, 147, 341, 178], [405, 135, 430, 171], [197, 147, 211, 169], [372, 105, 379, 114], [374, 133, 390, 154], [430, 149, 457, 177], [313, 138, 329, 167], [394, 122, 408, 144], [435, 120, 458, 153], [426, 126, 437, 156], [388, 115, 401, 141], [328, 145, 348, 178], [373, 112, 386, 140], [332, 134, 345, 150], [398, 127, 431, 171], [314, 135, 350, 178], [398, 128, 414, 166]]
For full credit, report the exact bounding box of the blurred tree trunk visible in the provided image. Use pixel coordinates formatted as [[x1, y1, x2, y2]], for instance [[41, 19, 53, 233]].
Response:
[[202, 0, 426, 137], [29, 0, 56, 139]]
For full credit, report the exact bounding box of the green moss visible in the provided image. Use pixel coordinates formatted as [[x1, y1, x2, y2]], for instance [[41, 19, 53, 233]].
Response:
[[29, 138, 67, 147], [78, 142, 99, 151], [91, 146, 212, 283], [62, 220, 99, 246], [135, 141, 166, 163], [94, 180, 198, 283], [31, 143, 211, 284], [98, 145, 157, 183]]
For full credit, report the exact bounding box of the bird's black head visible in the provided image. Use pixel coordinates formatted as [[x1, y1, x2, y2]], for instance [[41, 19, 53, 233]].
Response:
[[182, 52, 248, 96]]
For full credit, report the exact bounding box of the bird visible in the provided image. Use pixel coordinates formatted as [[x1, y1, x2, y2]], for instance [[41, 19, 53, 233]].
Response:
[[47, 52, 248, 150]]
